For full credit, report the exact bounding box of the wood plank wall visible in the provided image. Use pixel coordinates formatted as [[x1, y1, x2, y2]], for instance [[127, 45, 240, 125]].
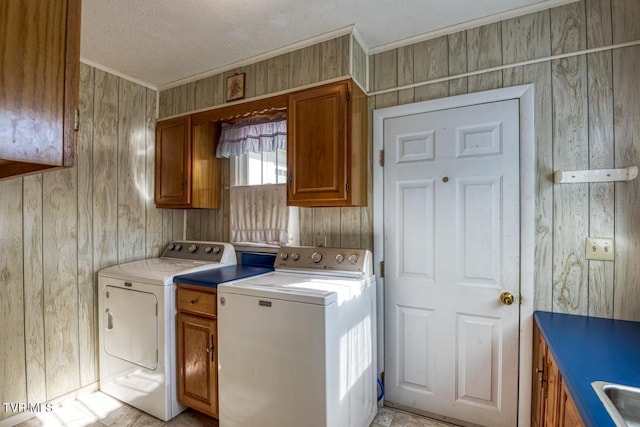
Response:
[[352, 35, 368, 90], [0, 64, 176, 420], [158, 35, 374, 249], [369, 0, 640, 320]]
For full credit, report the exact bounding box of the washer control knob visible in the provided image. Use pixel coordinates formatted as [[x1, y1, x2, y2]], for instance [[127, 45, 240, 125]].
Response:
[[336, 254, 345, 263], [168, 244, 175, 251], [311, 251, 323, 263], [174, 244, 182, 251], [348, 254, 359, 265], [188, 244, 197, 253], [280, 252, 288, 260], [204, 246, 213, 253], [291, 253, 300, 261], [213, 246, 221, 253]]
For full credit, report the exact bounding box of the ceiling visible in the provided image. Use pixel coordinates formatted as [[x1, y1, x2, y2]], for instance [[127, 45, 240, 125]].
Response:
[[80, 0, 575, 89]]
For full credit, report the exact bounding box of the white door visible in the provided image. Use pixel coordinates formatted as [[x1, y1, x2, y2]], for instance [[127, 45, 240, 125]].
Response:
[[384, 99, 520, 427]]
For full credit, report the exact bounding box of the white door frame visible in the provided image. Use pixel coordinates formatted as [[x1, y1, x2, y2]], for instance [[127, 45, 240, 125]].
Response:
[[373, 84, 535, 427]]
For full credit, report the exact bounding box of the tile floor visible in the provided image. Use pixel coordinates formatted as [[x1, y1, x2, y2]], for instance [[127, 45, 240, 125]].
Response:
[[11, 390, 459, 427]]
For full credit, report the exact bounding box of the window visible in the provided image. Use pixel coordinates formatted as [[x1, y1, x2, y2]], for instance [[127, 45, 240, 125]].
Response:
[[231, 149, 287, 187], [216, 116, 298, 246]]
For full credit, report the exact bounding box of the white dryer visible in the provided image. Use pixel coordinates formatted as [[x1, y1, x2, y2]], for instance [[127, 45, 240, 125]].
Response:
[[217, 246, 377, 427], [98, 241, 235, 421]]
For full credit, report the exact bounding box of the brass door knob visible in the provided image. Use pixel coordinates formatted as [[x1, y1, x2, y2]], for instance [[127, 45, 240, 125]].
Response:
[[499, 291, 515, 305]]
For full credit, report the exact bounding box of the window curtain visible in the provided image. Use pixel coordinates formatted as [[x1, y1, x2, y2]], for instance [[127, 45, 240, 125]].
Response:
[[230, 184, 296, 245], [216, 116, 287, 158]]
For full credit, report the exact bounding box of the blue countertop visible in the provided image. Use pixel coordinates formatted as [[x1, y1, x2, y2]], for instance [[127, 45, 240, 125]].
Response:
[[174, 264, 273, 288], [534, 311, 640, 427]]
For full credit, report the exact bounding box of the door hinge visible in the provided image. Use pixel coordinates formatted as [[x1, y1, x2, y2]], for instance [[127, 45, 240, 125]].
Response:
[[519, 295, 523, 305], [74, 108, 80, 131], [380, 260, 385, 278], [346, 89, 351, 101], [346, 182, 351, 192], [379, 149, 385, 167]]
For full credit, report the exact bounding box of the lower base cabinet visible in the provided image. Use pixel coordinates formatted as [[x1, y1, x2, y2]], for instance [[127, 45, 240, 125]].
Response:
[[176, 285, 218, 418], [532, 322, 584, 427]]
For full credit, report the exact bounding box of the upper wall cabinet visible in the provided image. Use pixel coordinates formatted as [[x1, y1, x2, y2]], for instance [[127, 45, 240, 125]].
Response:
[[155, 116, 221, 209], [0, 0, 81, 180], [287, 80, 367, 207]]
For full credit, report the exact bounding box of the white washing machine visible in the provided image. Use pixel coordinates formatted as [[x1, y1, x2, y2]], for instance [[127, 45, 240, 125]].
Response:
[[98, 241, 236, 421], [217, 246, 377, 427]]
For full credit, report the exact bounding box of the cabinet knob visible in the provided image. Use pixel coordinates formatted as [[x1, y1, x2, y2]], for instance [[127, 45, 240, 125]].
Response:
[[190, 298, 198, 304]]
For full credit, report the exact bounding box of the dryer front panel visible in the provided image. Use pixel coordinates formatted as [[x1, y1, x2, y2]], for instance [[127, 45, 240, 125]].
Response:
[[104, 285, 158, 370]]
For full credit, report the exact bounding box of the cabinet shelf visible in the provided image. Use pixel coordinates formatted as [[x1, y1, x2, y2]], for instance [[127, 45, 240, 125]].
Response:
[[554, 166, 638, 184]]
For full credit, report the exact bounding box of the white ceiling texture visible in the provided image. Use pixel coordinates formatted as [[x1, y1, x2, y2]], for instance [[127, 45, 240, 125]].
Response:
[[80, 0, 576, 89]]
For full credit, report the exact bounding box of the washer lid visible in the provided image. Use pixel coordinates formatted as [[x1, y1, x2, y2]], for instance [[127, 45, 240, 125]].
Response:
[[217, 272, 366, 305], [98, 258, 223, 285]]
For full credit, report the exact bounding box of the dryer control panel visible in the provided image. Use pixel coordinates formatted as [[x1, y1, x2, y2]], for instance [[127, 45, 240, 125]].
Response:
[[275, 246, 372, 276], [161, 241, 235, 264]]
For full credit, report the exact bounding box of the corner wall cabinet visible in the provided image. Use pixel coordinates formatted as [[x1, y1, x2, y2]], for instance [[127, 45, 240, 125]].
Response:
[[287, 80, 368, 207], [155, 117, 220, 208], [176, 284, 219, 418], [532, 322, 584, 427], [0, 0, 81, 180]]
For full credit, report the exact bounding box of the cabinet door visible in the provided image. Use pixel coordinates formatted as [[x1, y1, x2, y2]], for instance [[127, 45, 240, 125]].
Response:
[[155, 116, 191, 206], [177, 312, 218, 417], [287, 82, 349, 206], [0, 0, 81, 179], [545, 349, 561, 427], [558, 382, 584, 427], [532, 325, 547, 427]]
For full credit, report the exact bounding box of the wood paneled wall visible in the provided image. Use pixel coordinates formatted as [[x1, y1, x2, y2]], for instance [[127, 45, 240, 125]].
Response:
[[352, 35, 368, 90], [369, 0, 640, 320], [0, 64, 177, 420], [160, 35, 373, 248]]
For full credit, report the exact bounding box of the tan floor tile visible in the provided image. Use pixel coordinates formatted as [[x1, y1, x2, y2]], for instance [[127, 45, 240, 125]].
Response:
[[390, 411, 459, 427], [372, 407, 395, 426], [166, 410, 218, 426]]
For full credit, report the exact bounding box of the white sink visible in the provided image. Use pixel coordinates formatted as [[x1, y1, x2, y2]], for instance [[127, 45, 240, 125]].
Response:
[[592, 381, 640, 427]]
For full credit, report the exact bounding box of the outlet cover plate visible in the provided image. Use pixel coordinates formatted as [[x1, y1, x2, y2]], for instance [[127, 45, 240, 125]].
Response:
[[585, 237, 615, 261]]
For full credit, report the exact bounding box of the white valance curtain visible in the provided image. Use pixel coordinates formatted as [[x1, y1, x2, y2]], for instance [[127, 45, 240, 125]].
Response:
[[216, 117, 287, 158], [230, 184, 298, 245]]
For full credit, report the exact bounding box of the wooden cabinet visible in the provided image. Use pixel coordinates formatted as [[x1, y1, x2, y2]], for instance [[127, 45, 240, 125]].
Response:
[[155, 117, 220, 208], [287, 79, 367, 207], [176, 285, 218, 417], [532, 323, 585, 427], [155, 78, 368, 208], [0, 0, 81, 180]]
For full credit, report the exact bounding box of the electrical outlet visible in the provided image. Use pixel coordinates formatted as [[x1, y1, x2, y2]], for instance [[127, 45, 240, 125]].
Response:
[[315, 233, 327, 247], [585, 237, 615, 261]]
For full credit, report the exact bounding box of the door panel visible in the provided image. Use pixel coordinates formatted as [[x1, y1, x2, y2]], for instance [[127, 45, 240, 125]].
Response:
[[396, 181, 435, 279], [384, 99, 520, 427], [103, 285, 158, 370], [457, 177, 501, 285], [456, 314, 501, 408], [397, 305, 435, 394]]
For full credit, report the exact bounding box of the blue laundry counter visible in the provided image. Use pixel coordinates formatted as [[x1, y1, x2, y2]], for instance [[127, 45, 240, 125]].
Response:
[[534, 311, 640, 427], [174, 264, 273, 288]]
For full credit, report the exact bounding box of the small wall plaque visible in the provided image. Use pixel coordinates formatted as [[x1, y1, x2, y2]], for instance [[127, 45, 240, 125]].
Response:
[[226, 73, 245, 102]]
